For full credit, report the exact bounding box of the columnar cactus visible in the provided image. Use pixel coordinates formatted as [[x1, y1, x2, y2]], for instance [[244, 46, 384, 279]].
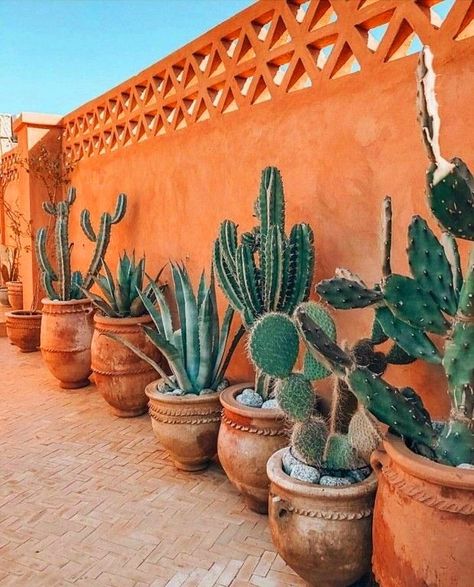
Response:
[[35, 188, 127, 301], [248, 305, 381, 470], [300, 47, 473, 466], [214, 166, 314, 397]]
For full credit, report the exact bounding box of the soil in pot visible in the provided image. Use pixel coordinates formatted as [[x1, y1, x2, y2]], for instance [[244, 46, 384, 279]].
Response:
[[371, 433, 474, 587], [6, 281, 23, 310], [40, 298, 94, 389], [146, 379, 222, 471], [5, 310, 42, 352], [267, 447, 377, 587], [92, 314, 163, 417], [218, 384, 288, 514]]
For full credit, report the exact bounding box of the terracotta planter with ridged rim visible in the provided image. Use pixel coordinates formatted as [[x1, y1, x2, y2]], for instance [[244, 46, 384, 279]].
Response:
[[92, 314, 162, 417], [218, 383, 288, 514], [267, 448, 377, 586], [40, 298, 94, 389], [371, 433, 474, 587], [5, 310, 41, 352], [145, 379, 222, 471], [0, 287, 10, 307], [6, 281, 23, 310]]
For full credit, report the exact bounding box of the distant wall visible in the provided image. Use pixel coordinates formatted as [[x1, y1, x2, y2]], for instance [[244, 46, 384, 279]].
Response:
[[5, 0, 474, 416]]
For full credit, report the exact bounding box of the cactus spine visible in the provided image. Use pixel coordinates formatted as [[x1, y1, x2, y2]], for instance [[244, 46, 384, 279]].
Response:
[[35, 188, 127, 301], [308, 48, 473, 466]]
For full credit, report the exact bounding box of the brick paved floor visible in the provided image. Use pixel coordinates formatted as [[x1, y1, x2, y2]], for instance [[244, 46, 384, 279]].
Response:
[[0, 338, 305, 587]]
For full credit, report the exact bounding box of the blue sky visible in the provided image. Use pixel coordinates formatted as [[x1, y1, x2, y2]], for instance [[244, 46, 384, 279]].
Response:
[[0, 0, 252, 116]]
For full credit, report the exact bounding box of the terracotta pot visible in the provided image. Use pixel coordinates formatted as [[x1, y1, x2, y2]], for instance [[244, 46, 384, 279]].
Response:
[[6, 281, 23, 310], [146, 379, 222, 471], [40, 298, 94, 389], [371, 433, 474, 587], [218, 384, 288, 514], [267, 448, 376, 586], [0, 287, 10, 307], [92, 314, 162, 417], [5, 310, 42, 352]]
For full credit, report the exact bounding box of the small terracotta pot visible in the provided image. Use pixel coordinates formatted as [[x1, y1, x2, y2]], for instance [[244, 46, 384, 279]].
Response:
[[5, 310, 42, 352], [267, 449, 376, 586], [0, 287, 10, 307], [371, 433, 474, 587], [6, 281, 23, 310], [40, 298, 94, 389], [92, 314, 162, 417], [218, 384, 288, 514], [146, 379, 222, 471]]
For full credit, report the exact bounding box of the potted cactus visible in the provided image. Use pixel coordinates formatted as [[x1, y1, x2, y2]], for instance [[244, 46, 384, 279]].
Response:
[[106, 263, 244, 471], [35, 187, 127, 389], [213, 166, 314, 512], [295, 48, 473, 587], [82, 252, 166, 416], [249, 306, 382, 586]]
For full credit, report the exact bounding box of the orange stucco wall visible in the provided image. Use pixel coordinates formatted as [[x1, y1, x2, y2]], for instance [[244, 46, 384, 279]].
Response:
[[4, 0, 474, 417]]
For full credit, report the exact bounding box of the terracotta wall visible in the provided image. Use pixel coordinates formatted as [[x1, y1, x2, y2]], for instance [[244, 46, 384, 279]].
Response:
[[5, 0, 474, 416]]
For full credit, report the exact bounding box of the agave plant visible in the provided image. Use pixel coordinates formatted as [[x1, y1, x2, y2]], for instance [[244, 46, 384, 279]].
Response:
[[0, 245, 19, 284], [106, 263, 245, 394], [81, 251, 164, 318]]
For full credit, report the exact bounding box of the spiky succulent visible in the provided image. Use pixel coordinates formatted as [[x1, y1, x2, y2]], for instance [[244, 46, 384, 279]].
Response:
[[214, 166, 314, 397], [35, 188, 127, 301], [248, 305, 381, 471], [106, 263, 244, 394], [306, 48, 473, 466], [81, 251, 164, 318]]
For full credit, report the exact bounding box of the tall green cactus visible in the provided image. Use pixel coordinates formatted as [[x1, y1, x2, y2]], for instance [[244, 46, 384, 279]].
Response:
[[306, 47, 473, 466], [214, 167, 314, 397], [35, 188, 127, 301]]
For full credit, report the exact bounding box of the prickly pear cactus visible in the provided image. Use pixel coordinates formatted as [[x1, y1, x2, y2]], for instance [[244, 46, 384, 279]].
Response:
[[35, 188, 127, 301]]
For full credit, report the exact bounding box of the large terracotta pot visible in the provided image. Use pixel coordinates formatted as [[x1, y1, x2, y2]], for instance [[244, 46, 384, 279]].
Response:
[[92, 314, 162, 417], [146, 379, 222, 471], [218, 384, 288, 514], [6, 310, 42, 352], [267, 448, 376, 586], [371, 433, 474, 587], [0, 287, 10, 307], [6, 281, 23, 310], [40, 298, 94, 389]]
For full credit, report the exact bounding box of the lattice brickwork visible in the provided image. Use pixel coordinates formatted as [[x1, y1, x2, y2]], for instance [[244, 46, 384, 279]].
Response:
[[62, 0, 474, 161]]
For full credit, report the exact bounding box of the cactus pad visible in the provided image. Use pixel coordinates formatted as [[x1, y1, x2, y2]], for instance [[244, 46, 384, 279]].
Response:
[[375, 307, 441, 364], [248, 312, 299, 378], [317, 277, 383, 309], [426, 158, 474, 241], [386, 343, 416, 365], [348, 407, 382, 464], [407, 216, 458, 315], [276, 374, 315, 422], [383, 274, 450, 335], [434, 420, 474, 466], [300, 302, 336, 380], [291, 416, 328, 467], [324, 433, 361, 470]]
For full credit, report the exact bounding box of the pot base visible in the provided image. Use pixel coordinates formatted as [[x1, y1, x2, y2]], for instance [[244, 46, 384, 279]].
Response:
[[245, 494, 268, 515], [60, 379, 90, 390], [111, 405, 147, 418], [173, 459, 212, 472]]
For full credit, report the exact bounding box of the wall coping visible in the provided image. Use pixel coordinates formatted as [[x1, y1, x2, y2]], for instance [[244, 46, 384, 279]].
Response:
[[13, 112, 63, 132]]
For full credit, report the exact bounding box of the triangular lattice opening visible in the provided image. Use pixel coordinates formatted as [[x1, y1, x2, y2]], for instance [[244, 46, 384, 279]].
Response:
[[308, 0, 338, 31], [454, 3, 474, 40], [269, 16, 292, 50], [385, 20, 422, 61], [330, 43, 361, 78], [286, 59, 312, 92]]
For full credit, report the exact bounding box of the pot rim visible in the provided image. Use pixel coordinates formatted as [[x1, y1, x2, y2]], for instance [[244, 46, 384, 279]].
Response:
[[94, 313, 152, 326], [6, 310, 42, 319], [145, 378, 221, 404], [41, 297, 91, 307], [6, 281, 22, 287], [220, 383, 285, 419], [382, 433, 474, 489], [268, 448, 377, 499], [0, 286, 8, 291]]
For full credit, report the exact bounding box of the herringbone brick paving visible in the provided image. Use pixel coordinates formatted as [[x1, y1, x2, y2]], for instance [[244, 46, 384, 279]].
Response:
[[0, 338, 305, 587]]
